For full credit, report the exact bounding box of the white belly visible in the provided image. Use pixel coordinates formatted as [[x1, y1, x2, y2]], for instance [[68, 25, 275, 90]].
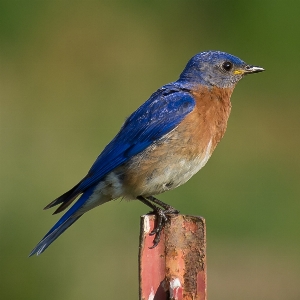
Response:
[[77, 138, 212, 214], [141, 138, 212, 194]]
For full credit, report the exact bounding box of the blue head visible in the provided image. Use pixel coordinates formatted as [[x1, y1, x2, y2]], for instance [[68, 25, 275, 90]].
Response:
[[178, 51, 264, 88]]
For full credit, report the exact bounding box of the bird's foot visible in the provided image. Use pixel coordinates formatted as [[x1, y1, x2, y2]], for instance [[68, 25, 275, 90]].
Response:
[[148, 206, 179, 249], [137, 195, 179, 248]]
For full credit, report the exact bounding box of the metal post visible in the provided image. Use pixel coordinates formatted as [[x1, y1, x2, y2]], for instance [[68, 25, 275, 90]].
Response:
[[139, 214, 207, 300]]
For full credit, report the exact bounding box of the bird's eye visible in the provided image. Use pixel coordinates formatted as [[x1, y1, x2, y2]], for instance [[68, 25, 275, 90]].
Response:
[[222, 61, 233, 72]]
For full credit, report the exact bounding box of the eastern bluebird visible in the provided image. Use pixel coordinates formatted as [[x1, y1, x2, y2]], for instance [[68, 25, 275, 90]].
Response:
[[29, 51, 264, 256]]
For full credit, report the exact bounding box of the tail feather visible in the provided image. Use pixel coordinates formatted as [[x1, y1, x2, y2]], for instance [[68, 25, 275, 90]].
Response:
[[29, 215, 82, 256], [52, 195, 79, 215], [30, 187, 95, 256], [43, 182, 81, 212]]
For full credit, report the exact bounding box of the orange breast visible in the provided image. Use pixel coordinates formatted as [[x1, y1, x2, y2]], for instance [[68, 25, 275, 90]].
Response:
[[119, 85, 233, 198], [188, 85, 233, 155]]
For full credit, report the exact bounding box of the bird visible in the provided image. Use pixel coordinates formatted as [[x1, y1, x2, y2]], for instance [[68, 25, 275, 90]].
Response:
[[29, 51, 264, 256]]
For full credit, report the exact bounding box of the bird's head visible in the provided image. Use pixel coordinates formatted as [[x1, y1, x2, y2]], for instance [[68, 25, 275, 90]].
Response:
[[179, 51, 264, 88]]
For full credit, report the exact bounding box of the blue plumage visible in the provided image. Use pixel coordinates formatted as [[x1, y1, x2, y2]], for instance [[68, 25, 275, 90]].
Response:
[[30, 85, 195, 256], [29, 187, 94, 256], [85, 87, 195, 185], [30, 50, 264, 256]]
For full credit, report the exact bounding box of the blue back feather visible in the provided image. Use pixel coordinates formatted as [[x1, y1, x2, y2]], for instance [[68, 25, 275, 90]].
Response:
[[29, 85, 195, 256], [75, 85, 195, 192]]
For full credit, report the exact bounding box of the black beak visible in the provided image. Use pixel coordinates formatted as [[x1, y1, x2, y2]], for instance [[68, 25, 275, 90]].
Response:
[[244, 65, 265, 74]]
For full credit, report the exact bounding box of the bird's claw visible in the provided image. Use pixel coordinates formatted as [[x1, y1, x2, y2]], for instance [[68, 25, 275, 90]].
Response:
[[148, 207, 179, 249], [136, 195, 179, 248]]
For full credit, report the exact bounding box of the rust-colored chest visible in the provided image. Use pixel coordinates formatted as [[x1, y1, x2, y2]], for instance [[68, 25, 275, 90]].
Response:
[[120, 85, 234, 197], [185, 85, 233, 155]]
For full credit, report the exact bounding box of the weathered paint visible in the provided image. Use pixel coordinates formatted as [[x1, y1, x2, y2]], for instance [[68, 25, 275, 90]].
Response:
[[139, 214, 207, 300]]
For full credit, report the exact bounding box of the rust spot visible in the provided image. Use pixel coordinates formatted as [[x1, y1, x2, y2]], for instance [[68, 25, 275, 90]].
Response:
[[164, 215, 206, 299]]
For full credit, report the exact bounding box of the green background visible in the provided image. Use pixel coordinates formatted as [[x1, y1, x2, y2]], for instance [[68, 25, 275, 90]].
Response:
[[1, 1, 299, 299]]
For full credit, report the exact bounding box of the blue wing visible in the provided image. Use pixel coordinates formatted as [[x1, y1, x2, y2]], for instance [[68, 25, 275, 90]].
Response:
[[82, 86, 195, 190], [46, 84, 196, 213], [29, 84, 195, 256]]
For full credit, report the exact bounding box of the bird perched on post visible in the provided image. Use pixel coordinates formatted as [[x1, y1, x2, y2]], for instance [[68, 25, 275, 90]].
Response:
[[29, 51, 264, 256]]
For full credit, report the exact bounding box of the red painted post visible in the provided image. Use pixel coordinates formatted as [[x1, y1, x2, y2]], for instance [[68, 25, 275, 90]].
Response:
[[139, 214, 207, 300]]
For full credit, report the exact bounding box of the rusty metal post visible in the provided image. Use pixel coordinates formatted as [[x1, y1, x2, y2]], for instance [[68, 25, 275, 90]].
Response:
[[139, 214, 207, 300]]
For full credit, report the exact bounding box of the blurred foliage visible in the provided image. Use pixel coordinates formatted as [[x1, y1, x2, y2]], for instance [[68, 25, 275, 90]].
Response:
[[0, 1, 299, 299]]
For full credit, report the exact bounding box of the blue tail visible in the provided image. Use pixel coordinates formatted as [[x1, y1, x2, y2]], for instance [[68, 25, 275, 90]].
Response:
[[29, 215, 82, 256], [29, 187, 94, 256]]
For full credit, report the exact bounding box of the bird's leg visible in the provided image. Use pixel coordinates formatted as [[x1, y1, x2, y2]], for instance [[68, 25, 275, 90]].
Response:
[[137, 195, 167, 248], [137, 195, 179, 248], [146, 196, 180, 214]]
